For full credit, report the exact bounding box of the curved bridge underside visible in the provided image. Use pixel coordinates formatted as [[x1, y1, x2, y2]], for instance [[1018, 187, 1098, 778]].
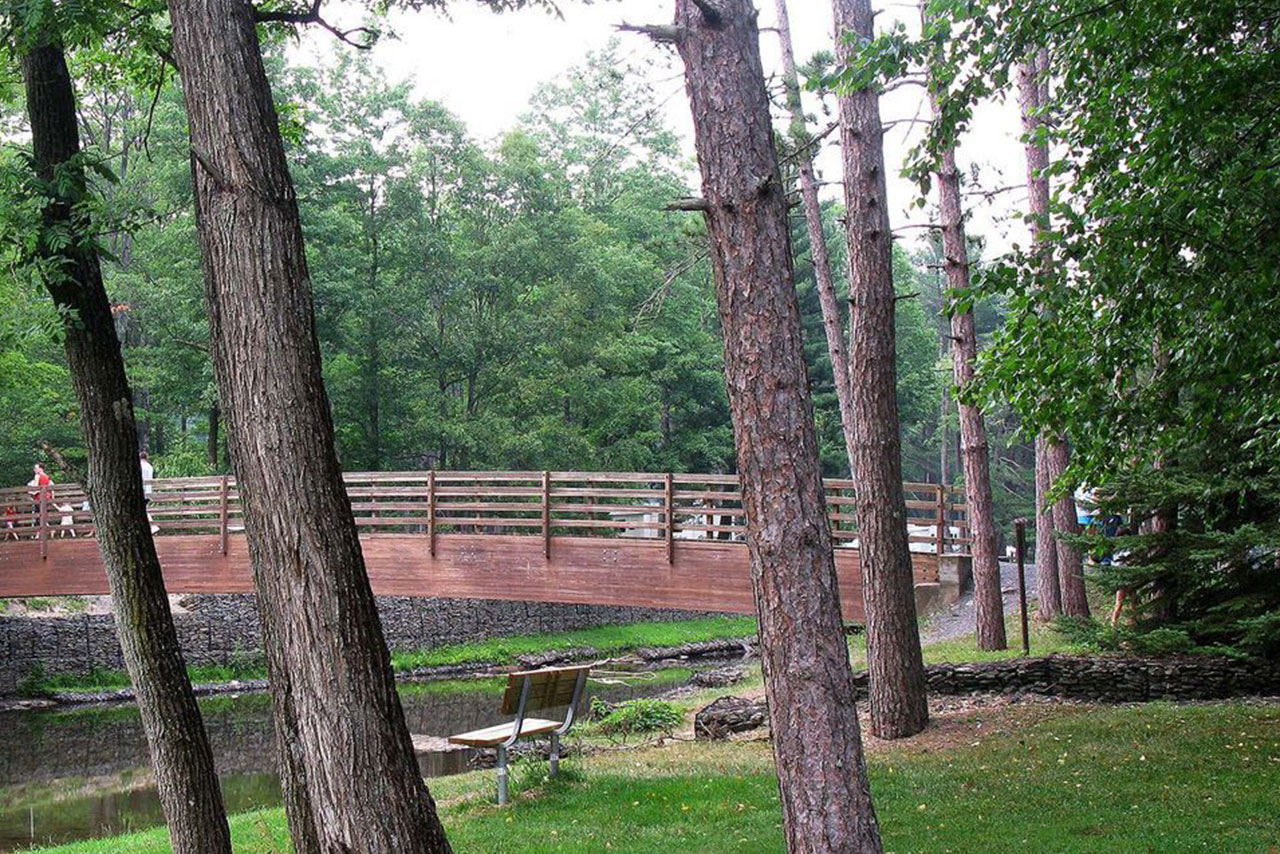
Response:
[[0, 471, 966, 622]]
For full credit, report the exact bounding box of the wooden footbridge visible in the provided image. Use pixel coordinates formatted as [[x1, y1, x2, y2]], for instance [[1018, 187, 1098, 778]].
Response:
[[0, 472, 968, 621]]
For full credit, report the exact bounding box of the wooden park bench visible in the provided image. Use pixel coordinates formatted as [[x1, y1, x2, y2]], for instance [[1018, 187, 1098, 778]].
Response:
[[448, 664, 590, 805]]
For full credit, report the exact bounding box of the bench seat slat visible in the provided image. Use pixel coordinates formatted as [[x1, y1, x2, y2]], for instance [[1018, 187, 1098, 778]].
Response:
[[447, 717, 563, 747]]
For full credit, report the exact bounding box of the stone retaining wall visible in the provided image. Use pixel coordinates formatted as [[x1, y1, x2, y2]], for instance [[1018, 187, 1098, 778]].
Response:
[[851, 655, 1280, 703], [0, 595, 713, 695]]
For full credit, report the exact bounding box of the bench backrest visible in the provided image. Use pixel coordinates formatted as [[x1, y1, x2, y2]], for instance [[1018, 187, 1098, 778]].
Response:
[[501, 665, 591, 716]]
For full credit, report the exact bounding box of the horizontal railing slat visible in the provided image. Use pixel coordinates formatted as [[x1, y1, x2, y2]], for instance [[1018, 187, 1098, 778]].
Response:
[[1, 469, 970, 557]]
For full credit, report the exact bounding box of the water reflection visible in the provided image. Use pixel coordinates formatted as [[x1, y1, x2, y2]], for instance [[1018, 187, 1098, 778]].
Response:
[[0, 667, 700, 851]]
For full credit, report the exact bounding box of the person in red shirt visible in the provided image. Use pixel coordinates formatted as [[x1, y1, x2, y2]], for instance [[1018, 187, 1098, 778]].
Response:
[[27, 464, 53, 531]]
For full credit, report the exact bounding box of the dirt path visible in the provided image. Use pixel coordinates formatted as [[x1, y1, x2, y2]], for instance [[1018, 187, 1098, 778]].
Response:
[[920, 559, 1038, 646]]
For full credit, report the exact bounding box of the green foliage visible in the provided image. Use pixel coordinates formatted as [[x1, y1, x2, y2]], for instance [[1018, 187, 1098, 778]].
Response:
[[847, 0, 1280, 647], [589, 698, 683, 738]]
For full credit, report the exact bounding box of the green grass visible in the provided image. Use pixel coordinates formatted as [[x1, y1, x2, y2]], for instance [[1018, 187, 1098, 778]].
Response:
[[29, 702, 1280, 853], [18, 617, 757, 695], [388, 616, 755, 671], [843, 612, 1090, 670]]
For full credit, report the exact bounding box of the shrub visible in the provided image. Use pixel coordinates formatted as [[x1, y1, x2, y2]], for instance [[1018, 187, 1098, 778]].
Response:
[[590, 698, 683, 738]]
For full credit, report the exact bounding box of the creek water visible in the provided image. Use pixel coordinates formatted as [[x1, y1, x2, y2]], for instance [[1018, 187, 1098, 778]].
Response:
[[0, 665, 704, 852]]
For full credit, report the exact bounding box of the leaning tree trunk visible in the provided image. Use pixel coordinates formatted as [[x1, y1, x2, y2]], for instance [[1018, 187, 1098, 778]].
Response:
[[1048, 438, 1090, 616], [922, 15, 1006, 649], [1017, 49, 1076, 618], [167, 2, 451, 852], [834, 0, 930, 739], [656, 1, 884, 850], [774, 0, 855, 458], [20, 39, 231, 854]]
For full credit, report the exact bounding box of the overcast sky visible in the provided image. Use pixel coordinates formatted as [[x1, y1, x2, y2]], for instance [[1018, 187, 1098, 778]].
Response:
[[295, 1, 1029, 255]]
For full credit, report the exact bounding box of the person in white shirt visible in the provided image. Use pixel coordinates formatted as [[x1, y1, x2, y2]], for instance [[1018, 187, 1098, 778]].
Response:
[[139, 452, 154, 499], [139, 452, 159, 534]]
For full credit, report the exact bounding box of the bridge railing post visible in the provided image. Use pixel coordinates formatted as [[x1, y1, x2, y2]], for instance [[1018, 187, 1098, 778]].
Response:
[[664, 473, 674, 564], [541, 471, 551, 560], [219, 475, 229, 556], [39, 489, 49, 559], [427, 470, 436, 557], [935, 483, 947, 557]]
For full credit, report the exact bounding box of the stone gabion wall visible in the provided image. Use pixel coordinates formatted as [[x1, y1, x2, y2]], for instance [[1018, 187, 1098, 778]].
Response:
[[849, 655, 1280, 703], [0, 594, 715, 695]]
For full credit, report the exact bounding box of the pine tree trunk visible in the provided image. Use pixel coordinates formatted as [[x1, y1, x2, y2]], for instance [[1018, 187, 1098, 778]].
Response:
[[833, 0, 929, 739], [669, 1, 884, 850], [1018, 50, 1076, 620], [1033, 435, 1062, 618], [774, 0, 855, 457], [166, 2, 452, 851], [20, 39, 231, 854], [922, 28, 1006, 649], [1047, 438, 1090, 617]]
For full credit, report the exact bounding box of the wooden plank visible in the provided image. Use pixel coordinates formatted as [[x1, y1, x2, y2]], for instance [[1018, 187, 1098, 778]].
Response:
[[501, 665, 591, 714], [427, 470, 436, 558], [541, 471, 551, 560], [935, 484, 946, 558], [39, 492, 48, 560], [664, 473, 674, 564], [0, 530, 940, 623], [219, 476, 229, 556]]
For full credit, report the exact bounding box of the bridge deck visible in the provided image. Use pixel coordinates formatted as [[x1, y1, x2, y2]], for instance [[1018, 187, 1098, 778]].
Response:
[[0, 471, 965, 621]]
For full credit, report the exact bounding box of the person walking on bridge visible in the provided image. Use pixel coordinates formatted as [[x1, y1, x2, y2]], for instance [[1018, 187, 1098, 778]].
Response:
[[139, 452, 159, 534]]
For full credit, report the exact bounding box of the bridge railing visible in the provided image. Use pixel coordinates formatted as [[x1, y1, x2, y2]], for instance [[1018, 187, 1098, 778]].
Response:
[[0, 471, 969, 559]]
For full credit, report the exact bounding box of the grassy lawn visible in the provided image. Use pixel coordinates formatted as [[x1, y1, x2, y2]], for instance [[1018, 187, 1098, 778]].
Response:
[[31, 701, 1280, 853], [18, 616, 757, 695], [844, 612, 1090, 669]]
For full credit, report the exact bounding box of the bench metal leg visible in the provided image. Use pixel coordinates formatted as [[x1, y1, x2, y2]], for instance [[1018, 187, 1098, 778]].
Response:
[[550, 733, 560, 778], [496, 745, 509, 805]]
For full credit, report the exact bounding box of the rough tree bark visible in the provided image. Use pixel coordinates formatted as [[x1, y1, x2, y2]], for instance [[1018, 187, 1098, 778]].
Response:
[[20, 38, 232, 854], [1033, 435, 1062, 618], [922, 8, 1005, 649], [207, 401, 220, 469], [1017, 49, 1076, 618], [833, 0, 930, 738], [167, 2, 452, 852], [774, 0, 855, 455], [1048, 438, 1090, 616], [650, 1, 884, 850]]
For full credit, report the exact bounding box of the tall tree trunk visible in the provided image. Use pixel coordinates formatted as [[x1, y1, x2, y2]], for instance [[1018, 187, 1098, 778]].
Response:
[[663, 1, 884, 850], [20, 38, 231, 854], [1047, 438, 1090, 616], [922, 8, 1006, 650], [167, 2, 451, 852], [366, 183, 382, 470], [1017, 49, 1077, 618], [1148, 343, 1175, 620], [1033, 435, 1062, 618], [833, 0, 929, 739], [773, 0, 855, 462], [207, 401, 220, 470]]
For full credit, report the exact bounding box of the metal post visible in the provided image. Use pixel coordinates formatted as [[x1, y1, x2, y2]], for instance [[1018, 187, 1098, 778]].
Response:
[[496, 745, 509, 805], [427, 470, 436, 557], [219, 475, 229, 556], [664, 473, 674, 563], [38, 490, 48, 559], [549, 732, 560, 778], [1015, 518, 1030, 656], [541, 470, 551, 560]]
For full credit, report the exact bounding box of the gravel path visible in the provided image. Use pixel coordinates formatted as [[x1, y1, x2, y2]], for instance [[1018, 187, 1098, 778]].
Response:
[[920, 558, 1038, 646]]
